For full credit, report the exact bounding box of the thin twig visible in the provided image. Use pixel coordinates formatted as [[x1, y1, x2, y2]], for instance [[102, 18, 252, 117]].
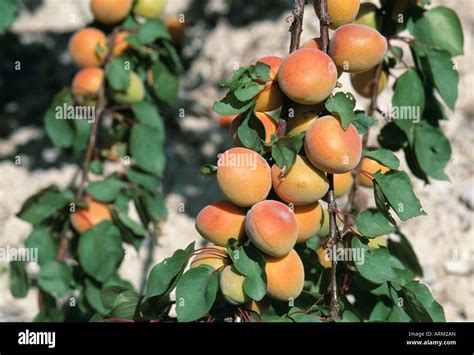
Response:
[[314, 0, 330, 52], [289, 0, 306, 53]]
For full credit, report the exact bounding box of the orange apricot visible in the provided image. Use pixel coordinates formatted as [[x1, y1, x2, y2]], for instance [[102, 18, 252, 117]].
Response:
[[294, 202, 324, 243], [286, 104, 321, 136], [112, 31, 130, 57], [317, 0, 360, 29], [71, 67, 104, 96], [359, 157, 390, 187], [265, 249, 304, 302], [70, 197, 112, 234], [300, 37, 321, 50], [316, 246, 332, 268], [219, 114, 239, 128], [90, 0, 132, 25], [333, 172, 354, 198], [350, 67, 388, 98], [68, 27, 108, 68], [254, 56, 284, 112]]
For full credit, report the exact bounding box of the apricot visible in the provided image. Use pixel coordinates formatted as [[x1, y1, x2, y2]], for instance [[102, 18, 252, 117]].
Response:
[[90, 0, 132, 25], [190, 246, 229, 269], [112, 31, 130, 57], [286, 104, 321, 136], [355, 2, 380, 29], [230, 112, 277, 145], [217, 148, 272, 207], [112, 71, 145, 104], [245, 298, 270, 315], [316, 246, 332, 268], [350, 67, 388, 98], [68, 27, 108, 68], [195, 201, 246, 247], [317, 208, 344, 237], [278, 48, 337, 104], [220, 265, 249, 305], [133, 0, 166, 18], [329, 24, 387, 73], [70, 197, 112, 234], [245, 200, 298, 257], [305, 115, 362, 174], [294, 202, 324, 243], [218, 114, 238, 128], [300, 37, 321, 50], [317, 0, 360, 29], [254, 56, 284, 112], [71, 67, 104, 97], [333, 172, 354, 198], [271, 155, 329, 205], [359, 157, 390, 187], [265, 249, 304, 302], [368, 235, 388, 249]]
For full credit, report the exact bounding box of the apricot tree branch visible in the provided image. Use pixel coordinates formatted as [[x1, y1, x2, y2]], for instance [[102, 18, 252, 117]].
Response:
[[314, 0, 330, 52], [289, 0, 306, 53]]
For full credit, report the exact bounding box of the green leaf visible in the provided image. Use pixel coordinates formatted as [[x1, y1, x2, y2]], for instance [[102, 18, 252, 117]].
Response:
[[37, 261, 72, 297], [352, 111, 378, 134], [236, 109, 263, 152], [388, 232, 423, 277], [89, 160, 103, 175], [17, 188, 71, 226], [44, 108, 74, 149], [141, 190, 167, 221], [9, 261, 30, 298], [72, 118, 92, 155], [414, 122, 451, 180], [392, 69, 424, 142], [175, 265, 219, 322], [106, 58, 130, 91], [288, 310, 321, 322], [271, 133, 305, 173], [324, 92, 356, 129], [131, 101, 164, 129], [137, 19, 170, 44], [84, 279, 106, 313], [25, 227, 58, 266], [0, 0, 19, 34], [412, 6, 463, 57], [378, 122, 408, 151], [130, 123, 166, 176], [356, 208, 396, 238], [369, 300, 392, 321], [78, 221, 124, 282], [85, 179, 124, 202], [152, 60, 179, 104], [212, 91, 254, 116], [234, 82, 265, 101], [399, 281, 445, 322], [253, 61, 271, 82], [363, 148, 400, 170], [115, 210, 147, 236], [336, 310, 361, 322], [127, 168, 160, 191], [100, 285, 139, 319], [200, 164, 217, 176]]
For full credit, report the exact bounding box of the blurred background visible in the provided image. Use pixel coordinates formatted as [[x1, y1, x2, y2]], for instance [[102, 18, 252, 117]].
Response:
[[0, 0, 472, 321]]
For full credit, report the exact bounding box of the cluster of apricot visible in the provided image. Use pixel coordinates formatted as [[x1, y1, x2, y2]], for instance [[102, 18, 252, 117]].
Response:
[[207, 0, 392, 312]]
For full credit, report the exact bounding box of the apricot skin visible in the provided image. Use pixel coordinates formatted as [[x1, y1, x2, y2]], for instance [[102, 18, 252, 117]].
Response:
[[286, 104, 321, 136], [278, 48, 337, 105], [190, 246, 229, 269], [316, 247, 332, 268], [333, 172, 354, 198], [220, 266, 249, 305], [230, 112, 277, 145], [218, 114, 238, 128], [271, 155, 329, 205], [265, 249, 304, 302], [112, 71, 145, 104], [134, 0, 166, 18], [355, 2, 380, 29], [91, 0, 132, 25], [359, 157, 390, 187], [317, 208, 344, 237], [217, 148, 272, 207], [300, 37, 321, 50], [317, 0, 360, 30], [70, 197, 112, 234], [351, 67, 388, 98], [112, 31, 130, 57], [305, 115, 362, 174], [68, 28, 108, 68], [195, 201, 246, 247], [71, 67, 104, 96], [245, 200, 298, 257], [254, 56, 284, 112], [329, 24, 387, 73], [294, 202, 324, 243]]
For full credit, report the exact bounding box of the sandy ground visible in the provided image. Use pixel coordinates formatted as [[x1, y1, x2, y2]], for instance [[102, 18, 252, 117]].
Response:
[[0, 0, 472, 322]]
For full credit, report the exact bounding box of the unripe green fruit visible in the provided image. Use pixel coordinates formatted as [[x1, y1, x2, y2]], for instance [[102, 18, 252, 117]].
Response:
[[134, 0, 166, 18], [112, 71, 145, 104], [220, 266, 249, 305], [355, 3, 380, 29]]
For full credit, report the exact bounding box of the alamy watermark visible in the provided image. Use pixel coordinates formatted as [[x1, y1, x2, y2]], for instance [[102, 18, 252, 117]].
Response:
[[323, 245, 365, 266], [0, 245, 38, 263], [55, 103, 96, 123], [380, 104, 421, 124], [217, 151, 258, 171]]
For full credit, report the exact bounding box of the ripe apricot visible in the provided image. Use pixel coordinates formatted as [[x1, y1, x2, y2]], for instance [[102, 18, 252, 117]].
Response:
[[230, 112, 277, 145], [195, 201, 246, 247], [316, 246, 332, 268], [317, 0, 360, 29], [218, 114, 238, 128], [91, 0, 132, 25], [254, 56, 284, 112], [112, 31, 130, 57], [355, 2, 380, 29], [68, 27, 108, 68], [317, 208, 344, 237], [220, 265, 249, 305], [265, 249, 304, 302], [350, 67, 388, 98], [278, 48, 337, 105], [217, 148, 271, 207], [329, 24, 387, 73], [294, 202, 324, 243], [190, 246, 229, 269], [112, 71, 145, 104], [271, 155, 329, 205], [286, 104, 321, 136], [300, 37, 321, 50], [333, 172, 354, 198], [245, 298, 270, 315], [71, 67, 104, 96], [70, 197, 112, 234], [133, 0, 166, 18], [359, 157, 389, 187], [245, 200, 298, 257], [305, 115, 362, 174]]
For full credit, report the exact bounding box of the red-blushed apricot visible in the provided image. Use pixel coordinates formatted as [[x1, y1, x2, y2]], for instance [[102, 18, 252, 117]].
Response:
[[230, 112, 277, 145], [304, 115, 362, 174], [245, 200, 298, 257], [316, 246, 332, 268], [220, 265, 249, 305], [195, 201, 246, 246], [133, 0, 166, 18], [286, 104, 321, 136], [217, 148, 272, 207], [112, 71, 145, 103], [112, 31, 130, 57], [300, 37, 321, 49], [368, 235, 388, 249], [359, 157, 390, 187], [70, 197, 112, 234], [190, 246, 229, 269], [271, 155, 329, 205], [294, 202, 324, 243], [355, 2, 380, 29], [316, 0, 360, 29], [91, 0, 132, 25], [254, 56, 284, 112], [218, 114, 238, 128], [245, 298, 271, 315], [68, 27, 108, 68], [71, 67, 104, 96], [265, 249, 304, 302], [350, 67, 388, 98], [333, 172, 354, 198], [317, 208, 344, 237], [165, 15, 186, 44], [329, 24, 387, 73], [278, 48, 337, 105]]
